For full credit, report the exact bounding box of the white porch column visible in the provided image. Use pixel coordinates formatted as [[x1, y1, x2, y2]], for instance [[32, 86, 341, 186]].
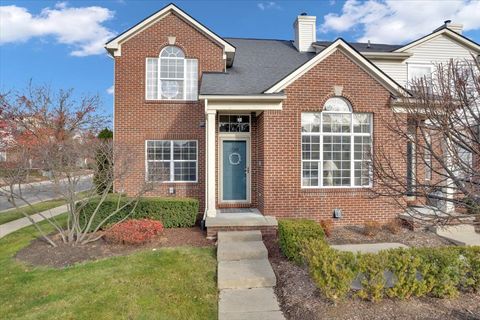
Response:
[[206, 109, 217, 217], [443, 139, 456, 215]]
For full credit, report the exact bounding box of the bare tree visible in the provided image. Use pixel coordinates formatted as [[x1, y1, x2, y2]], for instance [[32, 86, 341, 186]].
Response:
[[372, 58, 480, 226], [0, 85, 154, 246]]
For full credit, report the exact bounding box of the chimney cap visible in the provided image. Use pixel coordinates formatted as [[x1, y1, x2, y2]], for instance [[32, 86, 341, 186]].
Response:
[[444, 19, 452, 25], [300, 12, 308, 16]]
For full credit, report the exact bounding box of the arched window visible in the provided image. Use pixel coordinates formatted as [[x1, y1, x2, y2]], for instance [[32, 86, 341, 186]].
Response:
[[146, 46, 198, 100], [301, 97, 373, 187]]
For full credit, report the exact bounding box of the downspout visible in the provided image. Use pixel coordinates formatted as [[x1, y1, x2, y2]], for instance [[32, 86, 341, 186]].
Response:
[[201, 98, 208, 229]]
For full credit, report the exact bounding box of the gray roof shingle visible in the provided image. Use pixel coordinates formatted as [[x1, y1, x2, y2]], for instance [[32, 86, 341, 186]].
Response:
[[200, 38, 315, 95], [199, 38, 403, 95]]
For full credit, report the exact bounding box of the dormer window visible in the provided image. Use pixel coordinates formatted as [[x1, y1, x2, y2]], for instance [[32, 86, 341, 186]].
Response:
[[146, 46, 198, 101]]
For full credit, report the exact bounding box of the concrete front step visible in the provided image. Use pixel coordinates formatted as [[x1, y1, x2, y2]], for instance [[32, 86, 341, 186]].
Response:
[[219, 288, 284, 320], [433, 224, 480, 246], [218, 240, 268, 261], [217, 230, 262, 242], [218, 259, 276, 289]]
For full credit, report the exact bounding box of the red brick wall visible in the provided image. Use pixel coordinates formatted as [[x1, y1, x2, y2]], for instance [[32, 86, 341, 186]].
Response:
[[260, 50, 407, 225], [113, 12, 225, 215]]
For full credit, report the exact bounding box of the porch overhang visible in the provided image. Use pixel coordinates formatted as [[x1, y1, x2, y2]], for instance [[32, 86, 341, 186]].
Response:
[[200, 94, 285, 112]]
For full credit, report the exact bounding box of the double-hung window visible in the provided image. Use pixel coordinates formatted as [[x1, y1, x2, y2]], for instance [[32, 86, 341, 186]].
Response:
[[407, 63, 433, 93], [146, 140, 197, 182], [301, 97, 372, 188], [146, 46, 198, 101]]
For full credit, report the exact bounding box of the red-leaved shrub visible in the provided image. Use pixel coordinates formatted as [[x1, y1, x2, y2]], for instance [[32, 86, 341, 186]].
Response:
[[104, 219, 164, 245], [319, 219, 334, 237]]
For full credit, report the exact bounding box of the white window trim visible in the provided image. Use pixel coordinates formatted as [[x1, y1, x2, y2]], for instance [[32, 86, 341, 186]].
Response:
[[145, 48, 198, 102], [145, 140, 198, 183], [301, 112, 373, 189], [218, 113, 251, 134], [407, 63, 434, 88]]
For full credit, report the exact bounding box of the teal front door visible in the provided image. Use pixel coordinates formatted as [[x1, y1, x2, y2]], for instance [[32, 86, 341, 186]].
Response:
[[222, 140, 247, 201]]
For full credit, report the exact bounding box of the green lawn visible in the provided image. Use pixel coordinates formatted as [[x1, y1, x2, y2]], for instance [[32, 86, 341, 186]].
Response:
[[0, 218, 218, 320], [0, 199, 66, 225]]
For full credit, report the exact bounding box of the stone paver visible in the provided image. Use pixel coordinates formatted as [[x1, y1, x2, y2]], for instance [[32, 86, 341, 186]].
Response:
[[331, 242, 409, 254], [217, 240, 268, 261], [218, 259, 276, 289], [216, 230, 285, 319], [0, 205, 68, 239], [434, 225, 480, 246], [219, 287, 285, 320], [217, 230, 262, 242]]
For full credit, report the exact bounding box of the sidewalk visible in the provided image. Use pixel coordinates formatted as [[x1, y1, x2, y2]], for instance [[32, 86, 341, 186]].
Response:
[[0, 205, 68, 239]]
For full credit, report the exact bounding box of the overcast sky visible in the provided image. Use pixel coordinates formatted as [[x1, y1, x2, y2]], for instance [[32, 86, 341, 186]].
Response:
[[1, 0, 479, 119]]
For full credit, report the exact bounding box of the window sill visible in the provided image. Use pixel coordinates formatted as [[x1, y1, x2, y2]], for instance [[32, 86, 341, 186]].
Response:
[[145, 99, 198, 105], [301, 187, 372, 194]]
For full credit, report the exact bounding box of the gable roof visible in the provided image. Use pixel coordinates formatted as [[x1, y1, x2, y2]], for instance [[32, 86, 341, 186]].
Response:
[[264, 38, 410, 96], [200, 38, 315, 95], [393, 27, 480, 53], [105, 3, 235, 60]]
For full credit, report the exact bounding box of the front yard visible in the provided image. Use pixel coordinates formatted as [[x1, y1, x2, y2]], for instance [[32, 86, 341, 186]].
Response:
[[0, 218, 217, 319]]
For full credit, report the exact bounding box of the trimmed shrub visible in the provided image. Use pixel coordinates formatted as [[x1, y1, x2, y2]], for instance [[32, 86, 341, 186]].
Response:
[[356, 252, 387, 301], [385, 248, 431, 299], [105, 219, 164, 245], [303, 238, 357, 301], [319, 219, 334, 237], [278, 219, 325, 265], [79, 196, 199, 229]]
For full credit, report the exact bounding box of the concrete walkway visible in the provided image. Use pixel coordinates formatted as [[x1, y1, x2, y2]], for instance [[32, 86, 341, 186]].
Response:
[[0, 205, 67, 239], [433, 224, 480, 246], [217, 231, 285, 320]]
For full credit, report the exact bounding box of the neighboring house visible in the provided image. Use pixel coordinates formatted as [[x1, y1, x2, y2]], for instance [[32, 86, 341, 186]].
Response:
[[105, 4, 480, 234]]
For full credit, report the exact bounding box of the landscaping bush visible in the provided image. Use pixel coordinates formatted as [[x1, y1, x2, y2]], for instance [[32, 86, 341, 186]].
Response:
[[363, 220, 382, 237], [384, 219, 403, 234], [319, 219, 334, 237], [278, 219, 325, 265], [385, 248, 430, 299], [356, 252, 387, 302], [277, 218, 480, 302], [104, 219, 164, 245], [303, 238, 357, 301], [79, 196, 199, 229]]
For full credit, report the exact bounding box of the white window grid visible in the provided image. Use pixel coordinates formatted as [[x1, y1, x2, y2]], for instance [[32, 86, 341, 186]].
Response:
[[145, 47, 198, 101], [145, 140, 198, 183], [301, 112, 373, 188]]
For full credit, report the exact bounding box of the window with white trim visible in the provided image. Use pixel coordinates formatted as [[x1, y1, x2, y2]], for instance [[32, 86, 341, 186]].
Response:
[[0, 151, 6, 162], [301, 97, 372, 187], [407, 63, 433, 93], [146, 140, 197, 182], [146, 46, 198, 101]]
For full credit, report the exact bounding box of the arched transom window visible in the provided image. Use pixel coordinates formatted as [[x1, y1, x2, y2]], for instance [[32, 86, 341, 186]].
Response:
[[146, 46, 198, 101], [301, 97, 373, 187]]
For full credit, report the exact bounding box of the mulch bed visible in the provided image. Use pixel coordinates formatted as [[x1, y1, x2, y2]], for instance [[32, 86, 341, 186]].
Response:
[[327, 225, 453, 247], [16, 227, 214, 268], [264, 236, 480, 320]]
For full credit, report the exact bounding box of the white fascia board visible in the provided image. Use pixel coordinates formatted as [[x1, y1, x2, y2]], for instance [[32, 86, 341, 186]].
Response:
[[206, 100, 283, 111], [265, 39, 410, 97], [394, 29, 480, 53], [363, 52, 412, 60], [105, 4, 235, 56]]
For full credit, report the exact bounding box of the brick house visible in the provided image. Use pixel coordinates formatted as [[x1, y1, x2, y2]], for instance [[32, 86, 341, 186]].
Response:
[[105, 4, 480, 236]]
